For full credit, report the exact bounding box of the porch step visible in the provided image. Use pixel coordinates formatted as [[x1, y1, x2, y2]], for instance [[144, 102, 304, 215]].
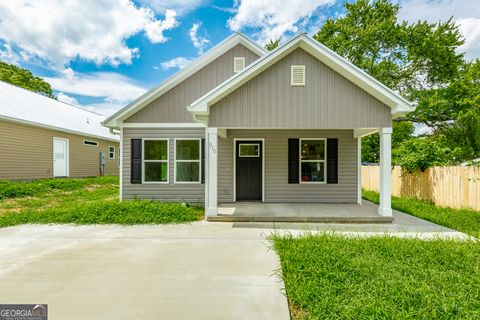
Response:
[[207, 215, 394, 224]]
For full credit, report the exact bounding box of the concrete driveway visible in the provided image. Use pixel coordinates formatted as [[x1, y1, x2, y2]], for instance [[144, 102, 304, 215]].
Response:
[[0, 223, 289, 320]]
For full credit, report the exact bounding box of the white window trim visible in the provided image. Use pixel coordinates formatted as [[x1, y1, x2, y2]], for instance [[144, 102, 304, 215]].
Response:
[[299, 138, 327, 184], [108, 145, 115, 160], [174, 138, 202, 184], [238, 143, 260, 157], [83, 139, 98, 147], [142, 138, 169, 184], [291, 65, 305, 86], [234, 57, 245, 73]]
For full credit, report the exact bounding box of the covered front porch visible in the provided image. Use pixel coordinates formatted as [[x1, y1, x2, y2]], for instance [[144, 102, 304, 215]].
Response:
[[204, 127, 394, 220], [208, 201, 394, 223]]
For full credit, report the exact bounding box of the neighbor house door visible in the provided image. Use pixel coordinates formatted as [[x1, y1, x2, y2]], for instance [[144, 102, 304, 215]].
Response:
[[235, 140, 262, 201], [53, 137, 68, 177]]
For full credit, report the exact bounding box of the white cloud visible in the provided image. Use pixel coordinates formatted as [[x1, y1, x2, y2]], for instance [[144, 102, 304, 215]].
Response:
[[0, 1, 179, 68], [0, 43, 20, 64], [57, 92, 80, 106], [137, 0, 207, 15], [44, 70, 147, 108], [189, 23, 210, 54], [227, 0, 335, 43], [398, 0, 480, 59], [157, 57, 193, 70], [81, 102, 126, 117]]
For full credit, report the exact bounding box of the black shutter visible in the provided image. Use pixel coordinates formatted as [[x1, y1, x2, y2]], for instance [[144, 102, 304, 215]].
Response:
[[201, 139, 205, 184], [327, 139, 338, 184], [288, 138, 299, 184], [131, 139, 142, 184]]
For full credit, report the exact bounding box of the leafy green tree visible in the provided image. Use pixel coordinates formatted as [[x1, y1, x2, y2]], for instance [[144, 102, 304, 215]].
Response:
[[393, 137, 447, 173], [412, 60, 480, 132], [313, 0, 472, 169], [265, 38, 281, 51], [361, 121, 415, 163], [443, 106, 480, 161], [314, 0, 463, 100], [0, 61, 54, 98]]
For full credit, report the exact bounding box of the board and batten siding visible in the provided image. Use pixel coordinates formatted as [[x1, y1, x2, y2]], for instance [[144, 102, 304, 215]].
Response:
[[122, 127, 205, 203], [0, 119, 119, 179], [125, 44, 260, 124], [209, 48, 392, 129], [218, 129, 358, 203]]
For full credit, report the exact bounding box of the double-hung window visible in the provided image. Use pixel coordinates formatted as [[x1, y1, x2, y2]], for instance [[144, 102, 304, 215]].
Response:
[[143, 139, 169, 183], [108, 146, 115, 159], [175, 139, 201, 183], [300, 138, 326, 183]]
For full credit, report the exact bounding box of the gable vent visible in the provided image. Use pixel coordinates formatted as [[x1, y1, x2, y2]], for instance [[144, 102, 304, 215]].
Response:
[[234, 57, 245, 73], [291, 65, 305, 86]]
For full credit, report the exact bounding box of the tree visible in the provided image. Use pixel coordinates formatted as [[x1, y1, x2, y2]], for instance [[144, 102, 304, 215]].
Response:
[[313, 0, 470, 169], [0, 61, 54, 98], [393, 137, 447, 173], [265, 38, 281, 51], [314, 0, 463, 101], [361, 121, 415, 163]]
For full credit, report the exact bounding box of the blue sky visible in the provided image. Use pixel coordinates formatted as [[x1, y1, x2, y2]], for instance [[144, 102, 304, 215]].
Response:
[[0, 0, 478, 116]]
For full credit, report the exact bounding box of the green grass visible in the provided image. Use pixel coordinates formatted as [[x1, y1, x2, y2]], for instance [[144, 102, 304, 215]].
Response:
[[363, 190, 480, 238], [0, 176, 203, 227], [272, 234, 480, 320]]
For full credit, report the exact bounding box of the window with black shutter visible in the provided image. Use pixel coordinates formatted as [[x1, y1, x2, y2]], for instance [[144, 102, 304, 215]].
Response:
[[201, 139, 205, 184], [288, 138, 299, 183], [131, 139, 142, 184], [327, 139, 338, 184]]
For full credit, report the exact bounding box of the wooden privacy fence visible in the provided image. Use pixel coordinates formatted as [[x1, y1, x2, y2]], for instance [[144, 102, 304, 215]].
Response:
[[362, 166, 480, 211]]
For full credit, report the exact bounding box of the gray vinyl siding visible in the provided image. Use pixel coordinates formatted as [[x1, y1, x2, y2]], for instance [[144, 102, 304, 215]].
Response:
[[125, 44, 260, 123], [122, 127, 205, 204], [218, 129, 358, 203], [209, 48, 392, 129]]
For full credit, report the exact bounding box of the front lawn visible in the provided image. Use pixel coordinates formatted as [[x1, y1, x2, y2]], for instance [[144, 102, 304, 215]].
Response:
[[0, 176, 203, 228], [363, 190, 480, 238], [272, 234, 480, 320]]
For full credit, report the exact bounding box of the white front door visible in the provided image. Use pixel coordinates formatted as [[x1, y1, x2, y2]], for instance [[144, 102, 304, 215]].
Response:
[[53, 138, 68, 177]]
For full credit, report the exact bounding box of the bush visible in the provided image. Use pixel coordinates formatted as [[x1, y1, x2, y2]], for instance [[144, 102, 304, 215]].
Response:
[[393, 137, 447, 173]]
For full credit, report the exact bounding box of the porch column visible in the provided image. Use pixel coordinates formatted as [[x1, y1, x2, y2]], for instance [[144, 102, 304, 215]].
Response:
[[357, 137, 362, 205], [205, 127, 218, 216], [378, 127, 392, 216]]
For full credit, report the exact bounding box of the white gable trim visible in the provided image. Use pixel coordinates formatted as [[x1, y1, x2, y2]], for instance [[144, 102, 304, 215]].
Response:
[[103, 33, 267, 129], [188, 34, 414, 117]]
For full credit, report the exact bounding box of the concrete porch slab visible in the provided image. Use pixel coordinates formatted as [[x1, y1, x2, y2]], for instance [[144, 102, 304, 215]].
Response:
[[209, 201, 394, 223]]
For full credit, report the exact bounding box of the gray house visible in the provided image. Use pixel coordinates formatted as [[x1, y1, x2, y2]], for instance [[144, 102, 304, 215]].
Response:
[[103, 33, 413, 220]]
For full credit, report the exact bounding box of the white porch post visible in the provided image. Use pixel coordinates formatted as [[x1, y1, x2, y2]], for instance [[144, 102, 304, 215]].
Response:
[[205, 127, 218, 216], [357, 137, 362, 205], [378, 127, 392, 216]]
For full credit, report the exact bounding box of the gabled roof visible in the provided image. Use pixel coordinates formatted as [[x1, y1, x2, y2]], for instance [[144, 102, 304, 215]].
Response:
[[103, 33, 267, 128], [188, 33, 414, 117], [0, 81, 118, 142]]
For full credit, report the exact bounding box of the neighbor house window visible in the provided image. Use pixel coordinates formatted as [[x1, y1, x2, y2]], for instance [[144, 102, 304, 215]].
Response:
[[83, 140, 98, 147], [300, 139, 326, 183], [175, 139, 201, 183], [108, 146, 115, 159], [143, 139, 169, 183]]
